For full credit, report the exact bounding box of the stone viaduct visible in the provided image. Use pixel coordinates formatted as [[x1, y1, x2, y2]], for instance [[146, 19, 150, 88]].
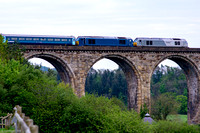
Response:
[[23, 45, 200, 124]]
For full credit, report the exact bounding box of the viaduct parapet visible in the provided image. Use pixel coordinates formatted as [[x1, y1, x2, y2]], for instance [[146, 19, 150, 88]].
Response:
[[23, 45, 200, 124]]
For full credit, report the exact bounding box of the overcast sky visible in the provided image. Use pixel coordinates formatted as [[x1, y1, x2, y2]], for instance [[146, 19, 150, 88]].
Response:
[[1, 0, 200, 69]]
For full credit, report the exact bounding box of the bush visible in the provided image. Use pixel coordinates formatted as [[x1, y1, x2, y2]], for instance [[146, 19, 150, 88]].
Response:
[[60, 94, 150, 132], [31, 83, 75, 133], [151, 121, 200, 133]]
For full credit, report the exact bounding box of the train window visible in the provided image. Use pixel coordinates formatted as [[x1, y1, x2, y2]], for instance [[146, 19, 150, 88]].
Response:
[[146, 41, 149, 45], [48, 39, 53, 41], [62, 39, 68, 41], [150, 41, 153, 45], [26, 38, 32, 40], [119, 40, 126, 45], [33, 38, 39, 41], [175, 41, 180, 45], [40, 38, 46, 41], [146, 41, 153, 45], [7, 38, 11, 40], [11, 38, 17, 41], [88, 39, 95, 44], [55, 39, 60, 41], [19, 38, 25, 40]]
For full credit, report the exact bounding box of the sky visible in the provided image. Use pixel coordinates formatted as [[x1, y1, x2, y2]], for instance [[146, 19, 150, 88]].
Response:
[[1, 0, 200, 70]]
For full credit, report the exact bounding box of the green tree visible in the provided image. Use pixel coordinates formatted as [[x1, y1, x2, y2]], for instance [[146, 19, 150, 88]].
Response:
[[151, 93, 180, 120], [140, 103, 149, 118], [85, 68, 128, 105], [151, 65, 187, 98], [176, 95, 187, 114], [0, 34, 24, 63]]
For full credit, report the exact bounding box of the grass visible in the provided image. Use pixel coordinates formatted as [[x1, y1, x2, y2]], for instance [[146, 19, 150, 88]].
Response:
[[167, 114, 187, 123], [0, 129, 15, 133], [0, 127, 15, 133]]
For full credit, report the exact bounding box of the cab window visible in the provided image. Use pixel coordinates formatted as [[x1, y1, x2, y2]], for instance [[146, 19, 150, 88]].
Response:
[[88, 39, 95, 44], [146, 41, 153, 45], [119, 40, 126, 44]]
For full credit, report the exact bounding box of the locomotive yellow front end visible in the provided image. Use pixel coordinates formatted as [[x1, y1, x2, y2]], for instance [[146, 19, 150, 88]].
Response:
[[133, 42, 137, 46]]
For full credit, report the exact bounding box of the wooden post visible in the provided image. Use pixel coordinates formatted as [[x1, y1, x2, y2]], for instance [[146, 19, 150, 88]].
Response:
[[13, 105, 39, 133], [5, 113, 12, 129], [26, 119, 33, 127], [30, 125, 39, 133]]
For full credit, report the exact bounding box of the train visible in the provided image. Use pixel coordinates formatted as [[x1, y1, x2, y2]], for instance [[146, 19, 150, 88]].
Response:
[[2, 34, 188, 47]]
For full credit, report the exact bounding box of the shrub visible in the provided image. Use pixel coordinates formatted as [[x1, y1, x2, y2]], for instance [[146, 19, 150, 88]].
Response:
[[60, 94, 150, 132], [151, 121, 200, 133]]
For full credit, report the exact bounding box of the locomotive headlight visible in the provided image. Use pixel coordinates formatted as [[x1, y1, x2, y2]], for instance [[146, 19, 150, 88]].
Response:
[[75, 40, 79, 45], [133, 42, 137, 46]]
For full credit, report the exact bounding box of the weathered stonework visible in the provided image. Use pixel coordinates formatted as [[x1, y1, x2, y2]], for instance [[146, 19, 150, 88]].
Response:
[[23, 45, 200, 124]]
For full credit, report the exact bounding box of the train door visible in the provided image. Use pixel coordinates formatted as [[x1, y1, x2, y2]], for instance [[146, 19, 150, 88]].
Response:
[[77, 38, 86, 46], [137, 39, 142, 46]]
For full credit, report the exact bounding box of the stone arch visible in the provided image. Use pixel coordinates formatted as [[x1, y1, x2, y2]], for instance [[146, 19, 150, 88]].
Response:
[[152, 55, 200, 123], [25, 53, 75, 88], [86, 54, 141, 111]]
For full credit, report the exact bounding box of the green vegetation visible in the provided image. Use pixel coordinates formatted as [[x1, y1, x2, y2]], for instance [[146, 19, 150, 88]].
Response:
[[86, 64, 188, 120], [85, 68, 128, 105], [1, 34, 200, 132], [0, 128, 15, 133], [151, 65, 188, 116], [167, 115, 187, 123], [151, 121, 200, 133], [151, 93, 180, 120]]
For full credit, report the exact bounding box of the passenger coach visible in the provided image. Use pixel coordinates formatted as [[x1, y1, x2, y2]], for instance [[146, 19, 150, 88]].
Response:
[[3, 34, 76, 45]]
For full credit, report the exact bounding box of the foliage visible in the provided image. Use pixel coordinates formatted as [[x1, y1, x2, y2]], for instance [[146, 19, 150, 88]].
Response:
[[0, 54, 148, 132], [0, 128, 15, 133], [150, 65, 188, 119], [0, 34, 24, 63], [86, 65, 188, 115], [176, 95, 187, 114], [85, 68, 128, 105], [31, 83, 75, 132], [151, 65, 187, 98], [140, 103, 149, 118], [0, 58, 60, 116], [151, 121, 200, 133], [60, 94, 150, 133], [167, 115, 187, 123], [151, 93, 180, 120]]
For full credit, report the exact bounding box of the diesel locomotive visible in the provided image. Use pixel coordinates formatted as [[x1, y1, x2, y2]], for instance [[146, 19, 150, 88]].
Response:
[[2, 34, 188, 47]]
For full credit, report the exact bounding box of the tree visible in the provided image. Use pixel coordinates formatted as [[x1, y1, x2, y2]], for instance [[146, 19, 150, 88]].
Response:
[[151, 65, 187, 98], [140, 103, 149, 118], [0, 34, 24, 63], [85, 68, 128, 105], [151, 93, 180, 120], [176, 95, 187, 114]]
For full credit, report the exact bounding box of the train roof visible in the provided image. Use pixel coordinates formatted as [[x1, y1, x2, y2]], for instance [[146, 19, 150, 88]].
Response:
[[77, 36, 132, 39], [2, 34, 75, 38], [135, 37, 186, 41]]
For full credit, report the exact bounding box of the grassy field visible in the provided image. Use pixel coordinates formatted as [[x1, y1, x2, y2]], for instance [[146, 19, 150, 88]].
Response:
[[167, 114, 187, 123]]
